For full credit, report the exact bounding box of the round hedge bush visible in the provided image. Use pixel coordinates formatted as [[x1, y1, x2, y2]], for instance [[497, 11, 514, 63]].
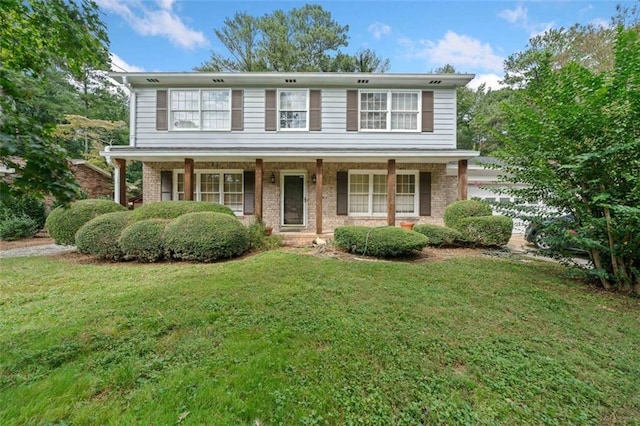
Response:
[[334, 226, 428, 258], [75, 211, 133, 260], [414, 223, 465, 247], [443, 200, 493, 231], [46, 199, 127, 245], [163, 212, 250, 262], [131, 201, 235, 221], [457, 215, 513, 247], [119, 219, 170, 262]]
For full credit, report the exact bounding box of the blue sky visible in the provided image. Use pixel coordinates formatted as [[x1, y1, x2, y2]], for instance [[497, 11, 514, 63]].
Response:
[[98, 0, 629, 89]]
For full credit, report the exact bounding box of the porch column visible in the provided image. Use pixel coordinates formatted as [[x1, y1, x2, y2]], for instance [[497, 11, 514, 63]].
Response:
[[255, 159, 263, 222], [115, 158, 127, 207], [315, 159, 323, 234], [457, 159, 468, 201], [184, 158, 194, 201], [387, 159, 396, 226]]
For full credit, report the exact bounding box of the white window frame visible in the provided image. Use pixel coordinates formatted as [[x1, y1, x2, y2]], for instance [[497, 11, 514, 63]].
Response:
[[172, 169, 244, 214], [169, 89, 231, 131], [278, 89, 309, 131], [347, 170, 419, 217], [358, 90, 421, 132]]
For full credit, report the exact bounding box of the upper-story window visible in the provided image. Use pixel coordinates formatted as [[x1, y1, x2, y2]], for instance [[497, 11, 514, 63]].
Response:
[[279, 90, 308, 130], [170, 89, 230, 131], [359, 91, 420, 131]]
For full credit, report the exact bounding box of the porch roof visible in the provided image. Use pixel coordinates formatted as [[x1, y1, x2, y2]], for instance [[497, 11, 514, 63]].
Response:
[[101, 146, 479, 164]]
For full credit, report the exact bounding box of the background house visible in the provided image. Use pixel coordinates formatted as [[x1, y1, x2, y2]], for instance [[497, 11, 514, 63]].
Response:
[[103, 72, 478, 235]]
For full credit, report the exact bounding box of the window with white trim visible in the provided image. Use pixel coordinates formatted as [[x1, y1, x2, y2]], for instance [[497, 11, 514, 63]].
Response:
[[360, 91, 420, 131], [348, 171, 418, 216], [170, 90, 230, 130], [279, 90, 308, 130], [173, 170, 243, 213]]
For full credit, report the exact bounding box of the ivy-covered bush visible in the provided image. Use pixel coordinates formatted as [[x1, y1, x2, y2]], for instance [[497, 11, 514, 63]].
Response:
[[0, 194, 47, 229], [457, 216, 513, 247], [131, 201, 235, 221], [247, 219, 282, 251], [0, 216, 39, 241], [75, 211, 133, 260], [119, 219, 169, 262], [334, 226, 428, 258], [443, 200, 493, 231], [414, 223, 465, 247], [163, 212, 250, 262], [46, 199, 127, 245]]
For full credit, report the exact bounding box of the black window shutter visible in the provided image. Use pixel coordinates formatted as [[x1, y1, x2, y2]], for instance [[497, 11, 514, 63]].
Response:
[[346, 90, 358, 131], [231, 89, 244, 131], [309, 90, 321, 131], [161, 171, 173, 201], [243, 171, 255, 215], [156, 90, 168, 131], [419, 172, 432, 216], [337, 171, 348, 215], [265, 90, 277, 131]]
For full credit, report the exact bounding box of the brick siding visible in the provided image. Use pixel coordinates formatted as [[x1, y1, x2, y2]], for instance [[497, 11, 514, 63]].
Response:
[[143, 161, 458, 232]]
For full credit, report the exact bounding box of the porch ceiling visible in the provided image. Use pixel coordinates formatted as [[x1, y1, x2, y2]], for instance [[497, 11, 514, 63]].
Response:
[[101, 147, 480, 164]]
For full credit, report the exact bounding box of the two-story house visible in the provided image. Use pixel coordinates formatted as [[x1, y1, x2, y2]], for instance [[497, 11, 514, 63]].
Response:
[[102, 72, 478, 234]]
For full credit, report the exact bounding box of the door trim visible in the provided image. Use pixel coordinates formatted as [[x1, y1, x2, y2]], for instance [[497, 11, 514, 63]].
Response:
[[280, 170, 307, 227]]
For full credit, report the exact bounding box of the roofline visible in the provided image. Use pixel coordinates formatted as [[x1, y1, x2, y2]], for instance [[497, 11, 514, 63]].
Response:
[[101, 146, 479, 164], [110, 71, 476, 89]]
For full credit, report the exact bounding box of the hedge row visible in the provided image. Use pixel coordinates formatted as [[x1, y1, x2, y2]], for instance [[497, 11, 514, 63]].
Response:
[[413, 224, 464, 247], [443, 200, 513, 247], [54, 200, 250, 262]]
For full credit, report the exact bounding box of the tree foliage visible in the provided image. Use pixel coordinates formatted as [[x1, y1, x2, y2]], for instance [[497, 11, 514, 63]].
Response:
[[495, 28, 640, 294], [1, 0, 110, 204], [196, 5, 389, 72]]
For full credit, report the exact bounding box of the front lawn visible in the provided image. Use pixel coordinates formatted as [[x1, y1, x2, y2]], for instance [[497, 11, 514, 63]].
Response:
[[0, 251, 638, 424]]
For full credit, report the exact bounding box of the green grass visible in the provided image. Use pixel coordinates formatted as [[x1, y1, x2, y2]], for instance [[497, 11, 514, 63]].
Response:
[[1, 251, 639, 425]]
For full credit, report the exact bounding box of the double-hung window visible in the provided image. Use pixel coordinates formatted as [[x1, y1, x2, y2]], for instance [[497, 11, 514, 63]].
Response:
[[359, 90, 420, 131], [173, 170, 243, 213], [170, 89, 230, 130], [279, 90, 308, 130], [348, 171, 418, 216]]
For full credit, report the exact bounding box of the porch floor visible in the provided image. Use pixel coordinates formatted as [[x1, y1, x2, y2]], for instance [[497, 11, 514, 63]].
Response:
[[274, 232, 334, 248]]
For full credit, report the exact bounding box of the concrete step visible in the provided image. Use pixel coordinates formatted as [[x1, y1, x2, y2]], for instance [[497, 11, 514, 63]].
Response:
[[276, 232, 333, 247]]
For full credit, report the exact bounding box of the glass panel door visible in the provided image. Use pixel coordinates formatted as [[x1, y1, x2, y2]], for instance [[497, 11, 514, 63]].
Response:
[[283, 174, 305, 225]]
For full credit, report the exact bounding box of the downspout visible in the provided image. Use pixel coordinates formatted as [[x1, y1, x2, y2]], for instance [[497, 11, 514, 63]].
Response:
[[103, 146, 121, 203], [123, 76, 136, 147]]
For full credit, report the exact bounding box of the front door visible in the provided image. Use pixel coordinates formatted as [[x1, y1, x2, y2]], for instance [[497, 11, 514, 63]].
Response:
[[282, 173, 306, 226]]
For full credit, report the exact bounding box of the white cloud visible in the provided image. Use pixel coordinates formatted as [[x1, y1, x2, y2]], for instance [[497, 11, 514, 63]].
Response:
[[368, 22, 391, 40], [590, 18, 610, 29], [467, 74, 504, 91], [110, 53, 145, 72], [401, 31, 504, 73], [96, 0, 207, 50], [498, 4, 554, 37], [498, 4, 527, 24]]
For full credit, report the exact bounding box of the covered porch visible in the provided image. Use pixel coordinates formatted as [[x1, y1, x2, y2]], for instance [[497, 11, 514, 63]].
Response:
[[102, 146, 478, 235]]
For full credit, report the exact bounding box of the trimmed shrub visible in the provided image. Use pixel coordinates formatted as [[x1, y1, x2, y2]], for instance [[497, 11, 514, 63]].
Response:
[[0, 216, 39, 241], [131, 201, 235, 221], [458, 215, 513, 247], [414, 223, 465, 247], [444, 200, 493, 231], [0, 194, 47, 229], [334, 226, 428, 258], [163, 212, 250, 262], [119, 219, 169, 262], [46, 199, 126, 245], [75, 211, 133, 260], [247, 220, 282, 251]]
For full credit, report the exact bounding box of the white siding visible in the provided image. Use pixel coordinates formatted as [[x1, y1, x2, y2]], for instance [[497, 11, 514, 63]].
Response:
[[133, 88, 457, 149]]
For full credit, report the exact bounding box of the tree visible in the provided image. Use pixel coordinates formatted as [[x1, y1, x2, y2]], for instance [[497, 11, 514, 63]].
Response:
[[495, 28, 640, 294], [1, 0, 110, 204], [503, 2, 639, 87], [196, 5, 389, 73]]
